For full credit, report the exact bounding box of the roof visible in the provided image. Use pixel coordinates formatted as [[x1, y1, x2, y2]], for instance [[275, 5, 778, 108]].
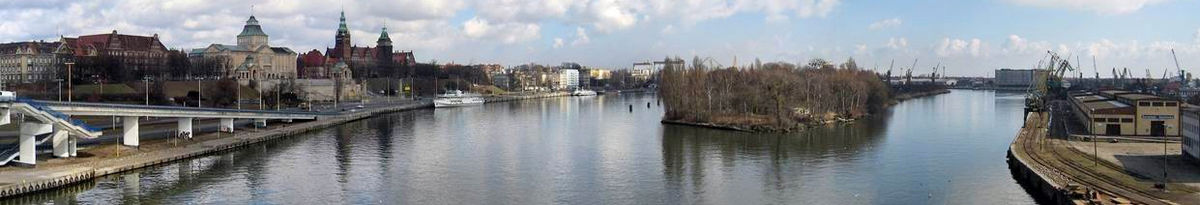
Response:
[[209, 44, 249, 52], [1083, 100, 1131, 110], [62, 31, 166, 56], [1073, 95, 1108, 102], [1100, 90, 1131, 96], [238, 16, 269, 37], [0, 41, 59, 55], [1116, 94, 1164, 101], [270, 47, 295, 54]]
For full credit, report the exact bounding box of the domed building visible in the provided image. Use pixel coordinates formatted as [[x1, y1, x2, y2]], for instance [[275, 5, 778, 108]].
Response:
[[191, 15, 297, 82]]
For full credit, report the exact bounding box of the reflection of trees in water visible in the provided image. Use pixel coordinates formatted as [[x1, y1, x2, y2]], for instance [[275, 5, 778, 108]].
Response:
[[660, 113, 891, 199]]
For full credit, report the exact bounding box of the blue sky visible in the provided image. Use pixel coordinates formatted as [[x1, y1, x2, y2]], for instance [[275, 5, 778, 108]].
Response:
[[2, 0, 1199, 77]]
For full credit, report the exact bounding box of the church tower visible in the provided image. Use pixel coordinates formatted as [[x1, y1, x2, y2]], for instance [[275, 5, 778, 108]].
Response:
[[376, 26, 394, 70], [334, 11, 352, 60]]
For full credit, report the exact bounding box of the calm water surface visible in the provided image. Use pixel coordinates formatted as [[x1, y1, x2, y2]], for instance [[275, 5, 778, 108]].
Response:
[[4, 90, 1038, 204]]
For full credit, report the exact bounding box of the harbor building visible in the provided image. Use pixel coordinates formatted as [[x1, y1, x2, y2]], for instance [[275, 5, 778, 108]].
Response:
[[994, 68, 1050, 91], [1069, 90, 1179, 136], [1181, 106, 1200, 162]]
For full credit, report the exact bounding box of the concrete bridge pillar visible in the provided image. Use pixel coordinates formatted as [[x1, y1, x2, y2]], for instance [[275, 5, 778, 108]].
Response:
[[220, 118, 235, 133], [0, 108, 9, 125], [51, 128, 70, 158], [177, 117, 193, 139], [254, 119, 267, 128], [17, 122, 52, 165], [69, 136, 77, 157], [123, 116, 140, 147]]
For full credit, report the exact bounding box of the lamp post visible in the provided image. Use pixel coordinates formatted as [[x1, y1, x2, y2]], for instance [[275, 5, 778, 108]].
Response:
[[1162, 124, 1173, 190], [64, 62, 73, 102], [52, 79, 62, 101], [142, 76, 149, 105], [197, 76, 202, 108], [1092, 108, 1098, 167]]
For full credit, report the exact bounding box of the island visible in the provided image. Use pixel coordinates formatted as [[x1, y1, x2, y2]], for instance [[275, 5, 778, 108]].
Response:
[[659, 57, 948, 132]]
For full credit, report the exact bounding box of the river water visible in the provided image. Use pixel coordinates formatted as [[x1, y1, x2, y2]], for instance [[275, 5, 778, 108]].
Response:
[[3, 90, 1039, 204]]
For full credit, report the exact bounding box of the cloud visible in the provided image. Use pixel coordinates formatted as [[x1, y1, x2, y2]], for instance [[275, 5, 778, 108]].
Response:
[[571, 27, 591, 46], [868, 18, 902, 30], [886, 37, 908, 49], [462, 17, 541, 44], [1005, 0, 1167, 14], [936, 37, 986, 57], [553, 38, 564, 48]]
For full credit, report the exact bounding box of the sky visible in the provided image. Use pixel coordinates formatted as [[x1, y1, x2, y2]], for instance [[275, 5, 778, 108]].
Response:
[[2, 0, 1200, 77]]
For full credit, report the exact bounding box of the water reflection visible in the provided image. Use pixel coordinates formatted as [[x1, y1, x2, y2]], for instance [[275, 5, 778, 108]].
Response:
[[2, 90, 1037, 204]]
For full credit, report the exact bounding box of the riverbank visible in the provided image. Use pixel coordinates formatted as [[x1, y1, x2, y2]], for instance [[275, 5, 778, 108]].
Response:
[[0, 92, 569, 198], [891, 88, 951, 103], [662, 89, 950, 133], [1007, 112, 1195, 204]]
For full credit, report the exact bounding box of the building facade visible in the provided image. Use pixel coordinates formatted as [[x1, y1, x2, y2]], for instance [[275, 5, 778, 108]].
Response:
[[191, 15, 297, 81], [1181, 107, 1200, 163], [1070, 90, 1180, 136], [0, 41, 61, 84], [58, 30, 170, 81], [558, 69, 579, 90], [325, 11, 416, 78], [994, 68, 1050, 91]]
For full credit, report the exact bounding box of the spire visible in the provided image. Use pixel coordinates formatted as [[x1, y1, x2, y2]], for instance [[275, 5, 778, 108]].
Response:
[[337, 10, 348, 33], [378, 26, 391, 42]]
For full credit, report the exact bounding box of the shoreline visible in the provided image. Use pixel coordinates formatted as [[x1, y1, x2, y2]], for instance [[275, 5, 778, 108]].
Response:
[[661, 89, 951, 133], [0, 92, 570, 199]]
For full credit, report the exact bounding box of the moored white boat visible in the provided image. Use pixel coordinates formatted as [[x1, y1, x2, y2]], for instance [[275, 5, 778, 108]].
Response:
[[571, 89, 597, 96], [434, 90, 485, 108]]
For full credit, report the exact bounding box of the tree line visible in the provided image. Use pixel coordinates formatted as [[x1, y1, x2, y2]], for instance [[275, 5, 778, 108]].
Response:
[[659, 57, 891, 130]]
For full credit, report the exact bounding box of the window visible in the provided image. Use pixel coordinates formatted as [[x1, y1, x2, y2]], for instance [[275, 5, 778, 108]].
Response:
[[1166, 102, 1178, 107], [1107, 118, 1121, 123], [1140, 102, 1151, 106], [1153, 102, 1164, 106], [1122, 118, 1133, 123]]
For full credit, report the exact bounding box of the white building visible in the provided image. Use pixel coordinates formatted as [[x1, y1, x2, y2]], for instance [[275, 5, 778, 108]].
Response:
[[559, 69, 579, 90], [1182, 107, 1200, 163]]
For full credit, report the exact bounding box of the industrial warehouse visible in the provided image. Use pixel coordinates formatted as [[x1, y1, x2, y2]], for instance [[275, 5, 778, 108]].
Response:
[[1068, 90, 1179, 137]]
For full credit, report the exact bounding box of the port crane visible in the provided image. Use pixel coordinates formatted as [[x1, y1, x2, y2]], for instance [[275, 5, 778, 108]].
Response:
[[1026, 51, 1074, 113]]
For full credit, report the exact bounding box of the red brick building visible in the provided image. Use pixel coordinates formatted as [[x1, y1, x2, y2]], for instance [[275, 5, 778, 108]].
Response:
[[57, 30, 170, 82]]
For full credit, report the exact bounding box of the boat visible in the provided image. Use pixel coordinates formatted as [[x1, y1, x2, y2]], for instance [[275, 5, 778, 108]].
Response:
[[434, 90, 485, 108], [571, 89, 598, 96]]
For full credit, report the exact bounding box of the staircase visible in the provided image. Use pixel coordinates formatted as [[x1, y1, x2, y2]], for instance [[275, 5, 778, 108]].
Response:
[[0, 133, 53, 166]]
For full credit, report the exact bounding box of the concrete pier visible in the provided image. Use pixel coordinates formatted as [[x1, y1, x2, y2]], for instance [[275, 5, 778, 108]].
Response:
[[177, 117, 193, 139], [122, 116, 139, 147], [16, 123, 52, 166], [219, 118, 234, 133], [50, 130, 69, 158]]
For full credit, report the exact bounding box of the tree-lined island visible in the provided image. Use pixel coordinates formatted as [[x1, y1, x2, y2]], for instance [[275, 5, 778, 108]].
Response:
[[659, 57, 948, 132]]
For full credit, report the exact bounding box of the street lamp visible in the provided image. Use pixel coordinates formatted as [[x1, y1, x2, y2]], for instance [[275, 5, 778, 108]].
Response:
[[52, 79, 62, 101], [142, 76, 150, 105], [64, 62, 73, 102], [1161, 124, 1173, 190], [1091, 108, 1098, 167]]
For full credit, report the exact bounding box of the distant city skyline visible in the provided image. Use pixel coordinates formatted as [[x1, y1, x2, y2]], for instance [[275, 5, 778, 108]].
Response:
[[3, 0, 1200, 77]]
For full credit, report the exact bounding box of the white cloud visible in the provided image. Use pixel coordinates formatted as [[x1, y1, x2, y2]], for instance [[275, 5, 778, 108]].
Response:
[[571, 27, 591, 46], [936, 37, 986, 57], [1005, 0, 1166, 14], [553, 38, 565, 48], [868, 18, 902, 30], [462, 17, 541, 44], [886, 37, 908, 49]]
